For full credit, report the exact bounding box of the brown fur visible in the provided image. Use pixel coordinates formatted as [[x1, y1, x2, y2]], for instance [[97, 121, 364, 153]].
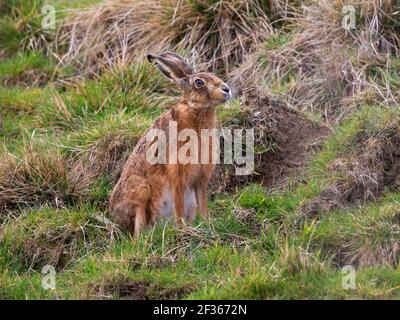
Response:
[[109, 52, 231, 236]]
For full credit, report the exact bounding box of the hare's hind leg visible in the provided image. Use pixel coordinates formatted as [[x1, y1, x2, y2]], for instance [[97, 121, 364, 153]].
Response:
[[109, 176, 150, 236], [194, 180, 208, 219], [110, 200, 147, 236]]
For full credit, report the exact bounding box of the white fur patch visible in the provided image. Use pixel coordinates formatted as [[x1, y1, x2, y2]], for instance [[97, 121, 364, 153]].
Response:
[[158, 185, 197, 221]]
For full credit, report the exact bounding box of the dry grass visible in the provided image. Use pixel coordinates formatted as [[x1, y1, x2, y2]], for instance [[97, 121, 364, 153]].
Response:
[[0, 143, 94, 214], [59, 0, 277, 75], [312, 196, 400, 268], [0, 0, 56, 57], [0, 207, 122, 272], [72, 131, 138, 182], [232, 0, 400, 122]]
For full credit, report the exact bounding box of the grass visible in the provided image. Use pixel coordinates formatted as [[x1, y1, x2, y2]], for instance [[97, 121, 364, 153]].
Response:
[[0, 0, 399, 300], [0, 206, 119, 273], [51, 65, 165, 126], [310, 192, 400, 268], [0, 0, 51, 56], [0, 0, 103, 57], [0, 52, 55, 84], [1, 199, 400, 299], [59, 0, 278, 74]]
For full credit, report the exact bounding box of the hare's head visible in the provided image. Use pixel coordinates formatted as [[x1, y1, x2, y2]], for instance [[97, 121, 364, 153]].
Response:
[[147, 52, 231, 108]]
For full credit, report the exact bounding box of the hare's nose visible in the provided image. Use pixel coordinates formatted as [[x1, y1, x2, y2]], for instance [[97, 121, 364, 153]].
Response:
[[221, 86, 230, 94]]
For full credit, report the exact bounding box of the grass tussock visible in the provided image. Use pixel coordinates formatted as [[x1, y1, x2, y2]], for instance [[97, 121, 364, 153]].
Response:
[[62, 113, 153, 190], [40, 63, 168, 130], [232, 0, 400, 121], [303, 107, 400, 215], [0, 206, 121, 272], [0, 142, 93, 213], [312, 193, 400, 268], [60, 0, 277, 74], [0, 0, 55, 57]]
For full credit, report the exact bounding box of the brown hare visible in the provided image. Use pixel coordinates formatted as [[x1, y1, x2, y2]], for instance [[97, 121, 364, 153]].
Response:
[[109, 52, 231, 236]]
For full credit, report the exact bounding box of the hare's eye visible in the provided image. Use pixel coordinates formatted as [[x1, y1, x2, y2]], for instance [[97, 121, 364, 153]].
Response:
[[194, 79, 205, 88]]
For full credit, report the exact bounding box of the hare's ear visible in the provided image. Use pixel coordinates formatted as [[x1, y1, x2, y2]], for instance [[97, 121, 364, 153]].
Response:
[[147, 52, 193, 85]]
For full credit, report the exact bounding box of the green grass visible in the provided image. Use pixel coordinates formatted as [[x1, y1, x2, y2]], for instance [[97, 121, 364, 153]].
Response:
[[1, 197, 400, 299], [0, 0, 48, 56], [0, 52, 55, 83], [309, 192, 400, 267], [0, 0, 101, 56], [0, 206, 119, 273], [1, 74, 399, 300]]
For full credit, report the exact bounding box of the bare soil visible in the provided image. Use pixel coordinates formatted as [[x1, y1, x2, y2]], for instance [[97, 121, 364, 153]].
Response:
[[211, 87, 330, 193]]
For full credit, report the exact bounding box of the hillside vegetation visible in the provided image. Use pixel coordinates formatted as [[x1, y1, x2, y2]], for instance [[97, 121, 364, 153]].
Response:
[[0, 0, 399, 299]]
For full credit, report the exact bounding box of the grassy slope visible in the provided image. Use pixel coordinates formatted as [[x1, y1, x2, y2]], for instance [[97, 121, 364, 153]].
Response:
[[0, 1, 399, 299]]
